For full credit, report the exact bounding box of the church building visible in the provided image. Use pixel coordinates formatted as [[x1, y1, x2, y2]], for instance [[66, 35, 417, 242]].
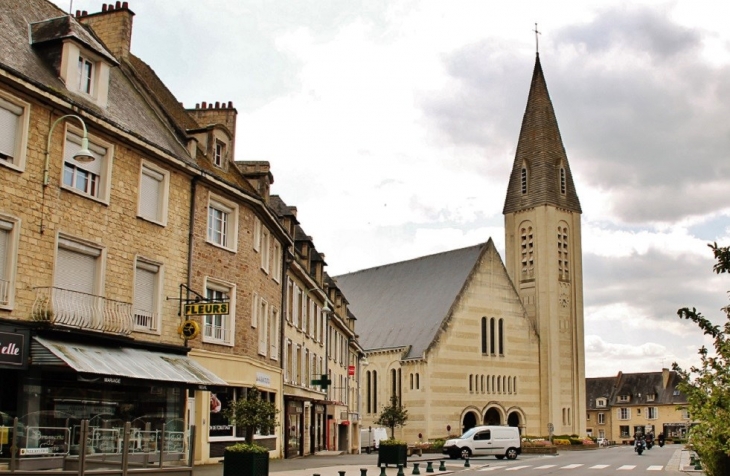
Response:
[[335, 54, 586, 441]]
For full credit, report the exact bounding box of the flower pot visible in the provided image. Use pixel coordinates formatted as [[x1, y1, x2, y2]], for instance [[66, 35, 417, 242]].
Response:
[[378, 444, 408, 468], [223, 450, 269, 476]]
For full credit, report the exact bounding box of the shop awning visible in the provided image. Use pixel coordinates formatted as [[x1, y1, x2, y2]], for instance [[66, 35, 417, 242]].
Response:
[[33, 337, 228, 387]]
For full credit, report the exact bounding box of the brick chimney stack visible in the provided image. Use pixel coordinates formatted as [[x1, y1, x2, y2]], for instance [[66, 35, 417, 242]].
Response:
[[76, 2, 135, 60], [188, 101, 238, 161]]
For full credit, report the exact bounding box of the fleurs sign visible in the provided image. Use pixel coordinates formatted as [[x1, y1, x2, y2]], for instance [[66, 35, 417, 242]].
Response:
[[0, 329, 28, 369]]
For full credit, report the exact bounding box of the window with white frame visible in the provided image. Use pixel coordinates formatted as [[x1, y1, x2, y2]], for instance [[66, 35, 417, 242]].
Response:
[[294, 345, 300, 385], [286, 279, 294, 324], [203, 280, 233, 345], [596, 398, 607, 408], [272, 240, 281, 282], [213, 139, 225, 168], [269, 307, 279, 360], [78, 55, 94, 95], [260, 227, 270, 273], [647, 407, 658, 419], [647, 393, 656, 402], [63, 130, 111, 201], [253, 217, 261, 251], [138, 163, 169, 225], [207, 195, 238, 251], [55, 236, 102, 295], [0, 92, 29, 170], [133, 259, 161, 332], [598, 413, 605, 424], [0, 216, 19, 307], [618, 407, 630, 420], [258, 297, 268, 356], [681, 409, 690, 420], [285, 340, 292, 382], [617, 395, 630, 402]]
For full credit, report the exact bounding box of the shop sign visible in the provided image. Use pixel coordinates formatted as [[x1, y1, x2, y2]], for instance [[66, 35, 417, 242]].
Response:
[[256, 372, 271, 386], [348, 365, 355, 376], [23, 426, 70, 455], [0, 327, 29, 369], [184, 302, 229, 317]]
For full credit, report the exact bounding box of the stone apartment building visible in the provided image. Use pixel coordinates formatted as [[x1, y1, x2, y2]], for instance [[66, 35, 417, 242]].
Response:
[[0, 0, 362, 464], [586, 369, 691, 444], [336, 54, 587, 442]]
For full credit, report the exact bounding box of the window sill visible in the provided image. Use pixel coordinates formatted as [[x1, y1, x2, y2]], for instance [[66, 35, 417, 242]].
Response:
[[136, 214, 167, 227], [61, 184, 109, 206], [202, 338, 234, 347], [205, 240, 237, 254]]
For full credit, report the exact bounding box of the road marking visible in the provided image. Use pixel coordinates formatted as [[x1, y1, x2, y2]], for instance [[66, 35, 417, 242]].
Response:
[[478, 466, 506, 471], [533, 465, 556, 469], [589, 465, 610, 469], [560, 464, 583, 469], [647, 466, 663, 471], [505, 465, 532, 471], [617, 465, 636, 470]]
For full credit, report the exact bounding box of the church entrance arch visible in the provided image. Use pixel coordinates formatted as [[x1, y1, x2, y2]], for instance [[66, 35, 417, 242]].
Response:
[[507, 411, 521, 429], [462, 411, 478, 434], [483, 408, 502, 426]]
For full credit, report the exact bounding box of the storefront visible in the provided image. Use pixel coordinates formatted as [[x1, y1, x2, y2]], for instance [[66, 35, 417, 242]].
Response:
[[0, 326, 227, 460]]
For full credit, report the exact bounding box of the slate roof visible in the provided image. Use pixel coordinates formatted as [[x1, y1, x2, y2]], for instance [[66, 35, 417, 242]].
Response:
[[585, 376, 616, 410], [333, 242, 490, 359], [586, 370, 688, 408], [503, 54, 581, 214]]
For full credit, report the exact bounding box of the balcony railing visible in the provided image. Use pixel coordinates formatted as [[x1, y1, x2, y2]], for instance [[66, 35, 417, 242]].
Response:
[[134, 310, 159, 332], [32, 286, 133, 336]]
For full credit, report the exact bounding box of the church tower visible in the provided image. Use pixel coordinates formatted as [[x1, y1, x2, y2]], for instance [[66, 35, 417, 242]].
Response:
[[503, 54, 586, 436]]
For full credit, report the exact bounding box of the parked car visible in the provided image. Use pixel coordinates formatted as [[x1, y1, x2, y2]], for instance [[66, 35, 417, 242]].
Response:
[[360, 427, 388, 454], [596, 437, 608, 447], [443, 425, 521, 460]]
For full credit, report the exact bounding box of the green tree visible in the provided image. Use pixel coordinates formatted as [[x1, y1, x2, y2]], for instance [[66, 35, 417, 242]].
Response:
[[375, 395, 409, 439], [673, 243, 730, 476], [222, 386, 279, 450]]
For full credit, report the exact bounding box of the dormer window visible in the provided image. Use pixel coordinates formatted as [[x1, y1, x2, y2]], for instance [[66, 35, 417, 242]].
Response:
[[596, 397, 607, 408], [617, 395, 630, 403], [214, 139, 225, 167], [78, 55, 94, 94], [647, 393, 656, 402]]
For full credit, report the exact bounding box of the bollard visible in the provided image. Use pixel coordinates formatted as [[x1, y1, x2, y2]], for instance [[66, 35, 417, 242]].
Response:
[[361, 469, 368, 476], [438, 460, 446, 471], [426, 461, 434, 473], [379, 466, 387, 476], [397, 464, 405, 476], [340, 472, 346, 476], [464, 458, 470, 468], [412, 463, 420, 475]]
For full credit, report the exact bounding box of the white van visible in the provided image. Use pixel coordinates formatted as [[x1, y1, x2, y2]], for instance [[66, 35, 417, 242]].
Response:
[[443, 425, 521, 460], [360, 427, 388, 453]]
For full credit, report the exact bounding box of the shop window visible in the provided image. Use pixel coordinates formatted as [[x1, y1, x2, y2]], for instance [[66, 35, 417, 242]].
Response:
[[0, 91, 29, 171], [133, 258, 161, 333], [138, 162, 169, 225], [620, 425, 630, 437]]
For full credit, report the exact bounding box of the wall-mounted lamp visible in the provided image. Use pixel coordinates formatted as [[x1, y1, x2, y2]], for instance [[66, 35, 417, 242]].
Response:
[[43, 114, 95, 187]]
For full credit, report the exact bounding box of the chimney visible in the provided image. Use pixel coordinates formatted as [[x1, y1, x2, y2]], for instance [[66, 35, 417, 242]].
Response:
[[662, 368, 670, 389], [76, 3, 135, 60], [234, 161, 273, 203], [188, 102, 238, 161]]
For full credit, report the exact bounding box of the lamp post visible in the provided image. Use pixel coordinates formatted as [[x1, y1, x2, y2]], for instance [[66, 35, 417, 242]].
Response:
[[43, 114, 95, 187]]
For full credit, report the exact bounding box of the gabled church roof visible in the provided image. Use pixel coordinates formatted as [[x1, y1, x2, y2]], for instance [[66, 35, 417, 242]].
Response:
[[503, 54, 581, 214], [334, 242, 493, 359]]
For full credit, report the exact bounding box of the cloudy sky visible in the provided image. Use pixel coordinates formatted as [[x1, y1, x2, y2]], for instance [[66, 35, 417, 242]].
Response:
[[55, 0, 730, 378]]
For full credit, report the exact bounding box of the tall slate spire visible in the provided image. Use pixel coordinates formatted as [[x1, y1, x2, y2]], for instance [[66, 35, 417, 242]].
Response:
[[503, 54, 581, 214]]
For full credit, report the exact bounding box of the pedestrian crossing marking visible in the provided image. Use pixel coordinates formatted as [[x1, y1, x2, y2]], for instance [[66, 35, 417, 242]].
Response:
[[647, 466, 663, 471], [560, 464, 583, 469], [505, 465, 531, 471], [478, 466, 506, 471], [617, 465, 636, 470], [590, 465, 609, 469], [476, 463, 664, 472], [533, 465, 556, 469]]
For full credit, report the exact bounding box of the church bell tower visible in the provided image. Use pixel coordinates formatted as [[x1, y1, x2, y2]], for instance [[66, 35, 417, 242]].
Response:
[[503, 54, 586, 436]]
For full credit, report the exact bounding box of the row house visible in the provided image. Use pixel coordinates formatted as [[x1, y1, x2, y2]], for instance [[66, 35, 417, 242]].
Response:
[[586, 369, 692, 444], [0, 0, 362, 465]]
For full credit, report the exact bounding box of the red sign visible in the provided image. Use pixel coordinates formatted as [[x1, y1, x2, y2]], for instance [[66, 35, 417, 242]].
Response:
[[348, 365, 355, 376], [341, 420, 350, 426]]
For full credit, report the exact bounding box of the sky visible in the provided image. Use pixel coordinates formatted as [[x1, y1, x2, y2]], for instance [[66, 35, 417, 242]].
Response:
[[54, 0, 730, 378]]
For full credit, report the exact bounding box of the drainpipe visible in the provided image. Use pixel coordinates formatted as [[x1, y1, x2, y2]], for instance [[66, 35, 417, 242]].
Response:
[[185, 175, 201, 348]]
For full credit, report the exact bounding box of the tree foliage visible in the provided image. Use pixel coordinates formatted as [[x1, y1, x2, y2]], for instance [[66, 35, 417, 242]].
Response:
[[222, 386, 278, 450], [673, 243, 730, 476], [375, 395, 409, 439]]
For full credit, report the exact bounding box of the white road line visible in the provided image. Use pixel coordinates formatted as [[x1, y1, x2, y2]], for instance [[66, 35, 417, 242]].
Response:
[[533, 465, 556, 469], [617, 465, 636, 470], [505, 465, 532, 471], [478, 466, 506, 471], [560, 464, 583, 469], [647, 465, 664, 471], [589, 464, 610, 469]]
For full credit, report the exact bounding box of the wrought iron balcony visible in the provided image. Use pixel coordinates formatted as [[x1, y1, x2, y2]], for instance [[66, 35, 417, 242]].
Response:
[[32, 286, 133, 336]]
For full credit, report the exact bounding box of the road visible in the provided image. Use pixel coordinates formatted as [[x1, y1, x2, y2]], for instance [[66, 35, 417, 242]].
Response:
[[455, 445, 685, 475]]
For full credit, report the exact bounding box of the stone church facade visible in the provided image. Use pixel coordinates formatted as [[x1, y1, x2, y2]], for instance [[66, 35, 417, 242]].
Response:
[[335, 54, 586, 441]]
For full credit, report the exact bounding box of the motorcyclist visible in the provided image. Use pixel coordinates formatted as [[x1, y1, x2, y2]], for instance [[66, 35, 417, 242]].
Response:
[[658, 433, 665, 447], [634, 435, 645, 454]]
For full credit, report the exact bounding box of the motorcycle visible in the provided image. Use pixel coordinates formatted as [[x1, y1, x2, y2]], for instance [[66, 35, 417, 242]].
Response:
[[635, 439, 645, 455], [658, 435, 665, 447]]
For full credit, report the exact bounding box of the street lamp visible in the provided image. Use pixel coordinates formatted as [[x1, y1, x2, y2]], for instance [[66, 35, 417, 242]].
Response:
[[43, 114, 95, 187]]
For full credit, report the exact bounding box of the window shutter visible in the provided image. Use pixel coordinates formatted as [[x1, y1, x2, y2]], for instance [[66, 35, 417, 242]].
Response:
[[55, 246, 98, 293], [139, 167, 163, 220], [258, 300, 268, 355], [0, 100, 21, 158], [134, 263, 157, 313], [65, 132, 104, 174], [0, 226, 9, 281], [253, 217, 261, 251], [251, 293, 258, 328], [270, 308, 279, 358]]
